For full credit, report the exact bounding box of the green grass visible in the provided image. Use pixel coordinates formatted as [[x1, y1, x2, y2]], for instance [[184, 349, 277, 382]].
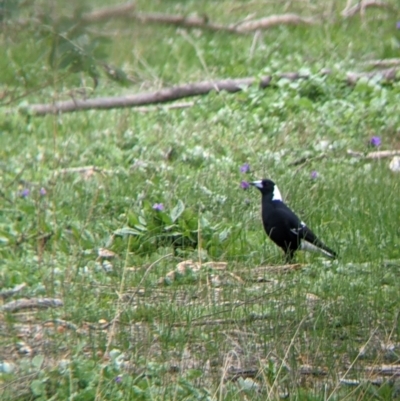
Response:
[[1, 0, 400, 400]]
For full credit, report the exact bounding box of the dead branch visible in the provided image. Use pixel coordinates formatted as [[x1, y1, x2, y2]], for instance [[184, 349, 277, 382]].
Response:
[[81, 2, 136, 23], [27, 76, 272, 115], [235, 14, 316, 32], [1, 298, 63, 313], [227, 364, 327, 381], [134, 12, 236, 33], [25, 68, 400, 116], [341, 0, 393, 18], [19, 4, 318, 35], [346, 68, 399, 85], [347, 150, 400, 159], [364, 59, 400, 68]]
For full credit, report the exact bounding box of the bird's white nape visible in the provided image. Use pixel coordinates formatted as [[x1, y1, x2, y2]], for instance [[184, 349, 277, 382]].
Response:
[[272, 185, 282, 201]]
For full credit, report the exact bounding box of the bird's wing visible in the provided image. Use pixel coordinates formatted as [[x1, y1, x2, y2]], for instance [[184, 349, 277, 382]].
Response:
[[292, 224, 336, 258], [274, 202, 337, 258], [272, 201, 303, 228]]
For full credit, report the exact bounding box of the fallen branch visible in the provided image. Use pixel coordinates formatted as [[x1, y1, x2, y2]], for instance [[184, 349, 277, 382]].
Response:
[[235, 14, 316, 32], [25, 68, 400, 116], [228, 364, 327, 381], [83, 6, 316, 34], [364, 58, 400, 68], [346, 68, 399, 85], [135, 13, 316, 33], [347, 149, 400, 159], [1, 298, 63, 312], [341, 0, 393, 18], [134, 12, 236, 33], [26, 76, 272, 115], [81, 2, 136, 23]]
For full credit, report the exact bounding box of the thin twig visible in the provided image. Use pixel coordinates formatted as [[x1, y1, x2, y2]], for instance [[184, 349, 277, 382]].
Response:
[[0, 283, 27, 299], [172, 313, 270, 327]]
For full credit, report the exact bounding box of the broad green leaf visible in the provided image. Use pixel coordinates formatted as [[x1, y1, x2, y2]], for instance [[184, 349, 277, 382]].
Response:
[[32, 354, 44, 369], [170, 200, 185, 223], [31, 380, 45, 396]]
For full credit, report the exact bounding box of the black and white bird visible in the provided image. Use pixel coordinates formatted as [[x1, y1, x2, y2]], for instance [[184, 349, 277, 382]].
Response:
[[250, 179, 337, 262]]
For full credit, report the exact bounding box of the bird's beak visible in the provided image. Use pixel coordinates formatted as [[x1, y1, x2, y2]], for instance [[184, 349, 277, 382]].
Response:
[[250, 180, 263, 189]]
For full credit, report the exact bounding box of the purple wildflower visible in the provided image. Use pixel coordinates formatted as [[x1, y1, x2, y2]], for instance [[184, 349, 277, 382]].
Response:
[[152, 203, 164, 211], [310, 171, 318, 179], [115, 376, 122, 383], [240, 163, 250, 174], [369, 136, 381, 147], [20, 188, 30, 198], [396, 21, 400, 30], [240, 181, 250, 190], [39, 187, 47, 196]]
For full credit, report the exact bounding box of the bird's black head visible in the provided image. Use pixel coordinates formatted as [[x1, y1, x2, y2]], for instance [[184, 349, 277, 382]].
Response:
[[250, 179, 282, 201]]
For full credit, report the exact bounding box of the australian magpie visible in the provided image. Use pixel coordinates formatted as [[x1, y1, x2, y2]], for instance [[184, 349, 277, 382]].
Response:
[[250, 179, 337, 262]]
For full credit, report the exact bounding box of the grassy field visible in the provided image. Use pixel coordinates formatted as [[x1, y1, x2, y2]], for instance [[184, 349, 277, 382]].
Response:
[[1, 0, 400, 399]]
